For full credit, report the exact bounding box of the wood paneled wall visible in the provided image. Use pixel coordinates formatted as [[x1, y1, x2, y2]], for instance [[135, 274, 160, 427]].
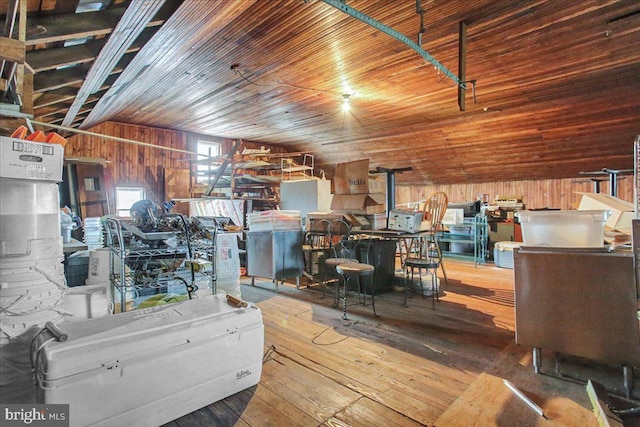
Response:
[[395, 177, 633, 211], [64, 121, 634, 214], [63, 121, 282, 213]]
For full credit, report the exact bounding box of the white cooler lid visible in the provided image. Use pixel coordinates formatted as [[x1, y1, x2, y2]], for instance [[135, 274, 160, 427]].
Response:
[[38, 294, 261, 380]]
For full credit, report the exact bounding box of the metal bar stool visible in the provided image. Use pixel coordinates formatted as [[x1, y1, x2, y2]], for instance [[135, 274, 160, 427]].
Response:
[[335, 231, 377, 319], [335, 261, 375, 319], [322, 220, 359, 304]]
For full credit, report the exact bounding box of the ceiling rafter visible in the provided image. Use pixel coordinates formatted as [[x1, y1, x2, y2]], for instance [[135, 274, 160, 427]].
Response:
[[61, 0, 168, 127]]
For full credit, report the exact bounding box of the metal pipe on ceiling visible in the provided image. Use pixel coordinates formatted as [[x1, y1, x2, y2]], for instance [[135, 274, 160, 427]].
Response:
[[29, 119, 201, 156]]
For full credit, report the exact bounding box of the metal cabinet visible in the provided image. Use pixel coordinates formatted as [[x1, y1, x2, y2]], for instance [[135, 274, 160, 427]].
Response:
[[513, 247, 639, 395], [246, 230, 303, 291]]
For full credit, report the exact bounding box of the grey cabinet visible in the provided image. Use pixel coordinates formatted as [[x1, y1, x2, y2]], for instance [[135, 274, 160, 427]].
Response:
[[513, 247, 639, 394], [247, 230, 303, 290]]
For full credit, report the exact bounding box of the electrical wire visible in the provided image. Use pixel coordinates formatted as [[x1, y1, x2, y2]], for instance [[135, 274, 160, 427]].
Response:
[[233, 67, 343, 97]]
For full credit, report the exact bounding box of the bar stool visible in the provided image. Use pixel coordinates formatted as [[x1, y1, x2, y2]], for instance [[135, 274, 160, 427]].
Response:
[[322, 220, 358, 302], [335, 231, 377, 319], [335, 261, 375, 319]]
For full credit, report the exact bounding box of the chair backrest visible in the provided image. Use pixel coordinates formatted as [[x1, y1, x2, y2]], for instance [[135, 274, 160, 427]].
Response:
[[304, 219, 332, 249], [423, 191, 449, 232], [328, 219, 353, 259]]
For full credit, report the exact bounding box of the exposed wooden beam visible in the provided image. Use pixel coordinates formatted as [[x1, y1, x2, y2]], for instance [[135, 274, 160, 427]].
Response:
[[27, 26, 157, 73], [62, 0, 168, 127], [34, 64, 90, 93], [24, 0, 179, 46], [31, 119, 202, 156], [458, 21, 467, 112], [0, 37, 24, 63]]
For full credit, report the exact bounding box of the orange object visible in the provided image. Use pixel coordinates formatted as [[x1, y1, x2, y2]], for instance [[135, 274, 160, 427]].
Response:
[[25, 130, 47, 142], [46, 132, 67, 146], [10, 126, 28, 139]]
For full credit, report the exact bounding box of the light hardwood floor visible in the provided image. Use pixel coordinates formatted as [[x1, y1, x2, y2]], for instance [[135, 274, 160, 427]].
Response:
[[166, 259, 635, 426]]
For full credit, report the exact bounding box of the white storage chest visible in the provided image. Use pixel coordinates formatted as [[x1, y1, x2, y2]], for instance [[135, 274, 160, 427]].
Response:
[[35, 294, 263, 427], [493, 241, 523, 269]]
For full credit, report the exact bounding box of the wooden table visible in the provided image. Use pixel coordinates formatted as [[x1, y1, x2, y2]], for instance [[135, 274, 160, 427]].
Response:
[[63, 237, 88, 253]]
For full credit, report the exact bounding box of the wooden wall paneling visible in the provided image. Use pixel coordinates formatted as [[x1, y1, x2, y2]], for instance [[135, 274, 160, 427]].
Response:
[[395, 176, 633, 211], [62, 122, 289, 211], [63, 121, 635, 216], [164, 167, 191, 215]]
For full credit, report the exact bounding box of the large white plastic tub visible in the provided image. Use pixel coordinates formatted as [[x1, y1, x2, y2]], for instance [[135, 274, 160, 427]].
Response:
[[516, 210, 609, 247], [35, 294, 263, 427]]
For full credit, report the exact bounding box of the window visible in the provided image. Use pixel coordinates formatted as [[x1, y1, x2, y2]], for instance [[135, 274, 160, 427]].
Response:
[[196, 140, 222, 184], [115, 187, 145, 217]]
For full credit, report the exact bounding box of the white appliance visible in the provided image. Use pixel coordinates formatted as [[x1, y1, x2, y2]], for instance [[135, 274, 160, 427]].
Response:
[[388, 209, 425, 233], [34, 294, 263, 427], [280, 179, 333, 221]]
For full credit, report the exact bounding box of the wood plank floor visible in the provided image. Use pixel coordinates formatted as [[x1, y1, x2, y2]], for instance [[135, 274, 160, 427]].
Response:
[[165, 259, 636, 427]]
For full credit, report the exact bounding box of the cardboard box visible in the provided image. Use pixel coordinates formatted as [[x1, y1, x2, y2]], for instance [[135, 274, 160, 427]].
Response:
[[577, 193, 633, 233], [334, 159, 370, 195], [330, 193, 386, 215], [442, 208, 464, 225], [306, 212, 349, 232], [0, 136, 64, 181], [365, 213, 388, 230], [367, 173, 386, 195]]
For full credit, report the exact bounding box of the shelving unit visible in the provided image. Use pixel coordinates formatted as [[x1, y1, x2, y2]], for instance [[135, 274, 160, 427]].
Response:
[[281, 153, 314, 181], [437, 215, 488, 265], [199, 140, 241, 197], [231, 154, 281, 210], [193, 142, 314, 212], [230, 150, 315, 212], [105, 216, 216, 312]]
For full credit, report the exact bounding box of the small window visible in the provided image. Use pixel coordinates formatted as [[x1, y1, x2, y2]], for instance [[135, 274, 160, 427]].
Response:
[[196, 140, 222, 184], [116, 187, 145, 217], [84, 177, 100, 191]]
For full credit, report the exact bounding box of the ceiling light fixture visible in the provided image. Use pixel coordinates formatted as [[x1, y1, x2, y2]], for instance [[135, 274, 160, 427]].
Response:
[[342, 94, 351, 112]]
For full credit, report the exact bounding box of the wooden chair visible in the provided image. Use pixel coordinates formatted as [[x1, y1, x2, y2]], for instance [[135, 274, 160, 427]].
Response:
[[403, 191, 449, 309], [422, 190, 449, 285]]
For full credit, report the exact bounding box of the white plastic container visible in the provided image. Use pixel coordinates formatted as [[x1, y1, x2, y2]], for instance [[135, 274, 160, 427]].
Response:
[[0, 178, 60, 241], [516, 210, 610, 248], [35, 295, 263, 427], [0, 137, 64, 182], [493, 241, 523, 269], [62, 286, 110, 321]]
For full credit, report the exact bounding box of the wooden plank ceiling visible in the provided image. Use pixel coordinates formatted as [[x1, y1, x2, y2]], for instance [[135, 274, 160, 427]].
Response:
[[2, 0, 639, 184]]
